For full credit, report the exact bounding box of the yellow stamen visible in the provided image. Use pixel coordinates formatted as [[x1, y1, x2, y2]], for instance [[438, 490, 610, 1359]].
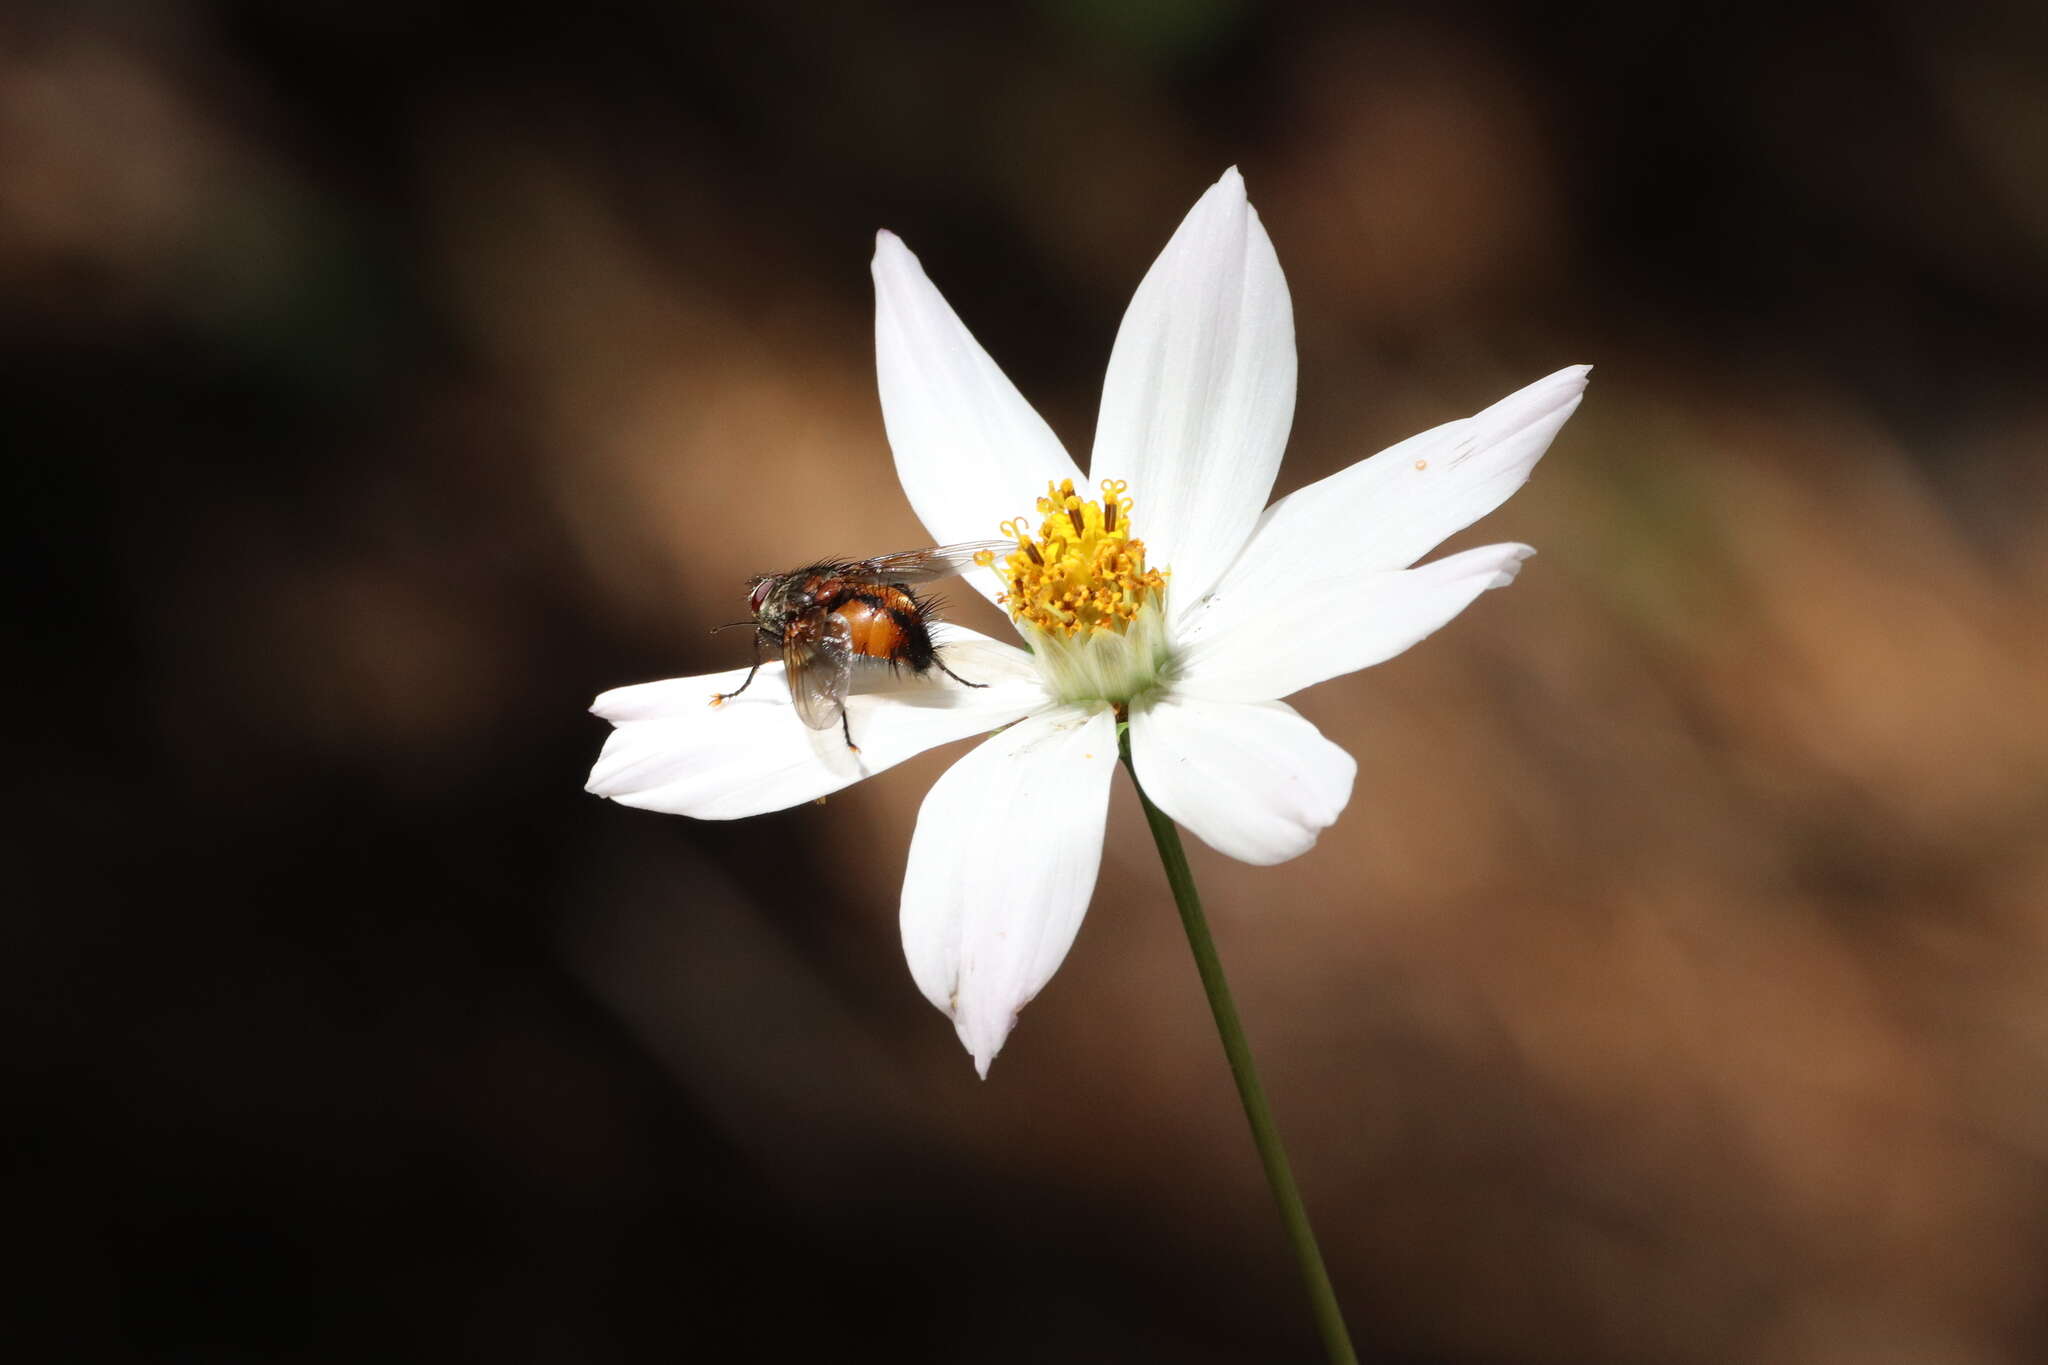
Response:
[[974, 479, 1167, 639]]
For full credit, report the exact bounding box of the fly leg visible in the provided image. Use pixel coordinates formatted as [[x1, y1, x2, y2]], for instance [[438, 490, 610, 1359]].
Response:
[[840, 708, 860, 755], [712, 633, 765, 705], [934, 656, 988, 689]]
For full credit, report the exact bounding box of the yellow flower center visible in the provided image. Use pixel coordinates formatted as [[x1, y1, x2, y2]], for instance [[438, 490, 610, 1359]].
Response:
[[975, 479, 1172, 706], [976, 479, 1166, 636]]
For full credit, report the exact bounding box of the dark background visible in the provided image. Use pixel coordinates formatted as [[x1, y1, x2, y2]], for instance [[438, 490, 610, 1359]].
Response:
[[11, 1, 2048, 1360]]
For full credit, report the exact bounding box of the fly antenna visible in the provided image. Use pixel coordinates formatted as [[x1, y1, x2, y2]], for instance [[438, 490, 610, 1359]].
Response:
[[709, 620, 757, 635]]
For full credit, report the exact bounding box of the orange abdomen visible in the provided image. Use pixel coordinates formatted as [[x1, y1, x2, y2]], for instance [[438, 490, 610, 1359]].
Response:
[[832, 595, 912, 660]]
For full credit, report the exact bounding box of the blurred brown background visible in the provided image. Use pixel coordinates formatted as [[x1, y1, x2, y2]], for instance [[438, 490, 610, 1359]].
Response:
[[10, 0, 2048, 1360]]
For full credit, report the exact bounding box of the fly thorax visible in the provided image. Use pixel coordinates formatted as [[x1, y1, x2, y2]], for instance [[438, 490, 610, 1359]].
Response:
[[975, 479, 1173, 708]]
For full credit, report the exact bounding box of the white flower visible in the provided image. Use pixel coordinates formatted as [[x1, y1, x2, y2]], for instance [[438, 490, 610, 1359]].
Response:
[[587, 168, 1588, 1077]]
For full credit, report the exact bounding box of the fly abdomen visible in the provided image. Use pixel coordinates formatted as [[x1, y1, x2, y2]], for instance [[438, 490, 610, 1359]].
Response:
[[829, 584, 938, 671]]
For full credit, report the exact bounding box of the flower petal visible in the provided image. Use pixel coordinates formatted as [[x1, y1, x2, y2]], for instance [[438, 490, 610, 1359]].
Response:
[[587, 627, 1048, 818], [1205, 367, 1587, 608], [1089, 167, 1297, 615], [1129, 696, 1356, 866], [1173, 542, 1536, 704], [899, 704, 1118, 1077], [874, 231, 1085, 605]]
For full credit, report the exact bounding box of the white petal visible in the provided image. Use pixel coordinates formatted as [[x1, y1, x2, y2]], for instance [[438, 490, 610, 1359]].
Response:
[[1174, 543, 1535, 704], [899, 705, 1118, 1077], [874, 231, 1085, 606], [1203, 367, 1587, 608], [1129, 696, 1356, 866], [1090, 167, 1297, 615], [587, 627, 1048, 819]]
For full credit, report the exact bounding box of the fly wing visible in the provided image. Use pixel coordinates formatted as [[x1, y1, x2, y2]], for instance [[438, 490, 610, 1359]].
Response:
[[783, 611, 853, 731], [852, 540, 1013, 586]]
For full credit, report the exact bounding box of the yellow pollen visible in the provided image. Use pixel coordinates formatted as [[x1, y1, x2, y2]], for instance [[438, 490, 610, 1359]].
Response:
[[974, 479, 1166, 639]]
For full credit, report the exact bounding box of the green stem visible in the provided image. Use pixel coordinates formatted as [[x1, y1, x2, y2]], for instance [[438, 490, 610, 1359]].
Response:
[[1121, 734, 1359, 1365]]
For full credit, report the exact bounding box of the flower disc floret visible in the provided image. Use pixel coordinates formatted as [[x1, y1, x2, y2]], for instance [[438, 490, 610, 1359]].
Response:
[[981, 479, 1166, 637], [976, 479, 1173, 707]]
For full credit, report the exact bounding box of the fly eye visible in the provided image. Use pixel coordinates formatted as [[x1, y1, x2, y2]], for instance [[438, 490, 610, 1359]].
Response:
[[748, 580, 772, 613]]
